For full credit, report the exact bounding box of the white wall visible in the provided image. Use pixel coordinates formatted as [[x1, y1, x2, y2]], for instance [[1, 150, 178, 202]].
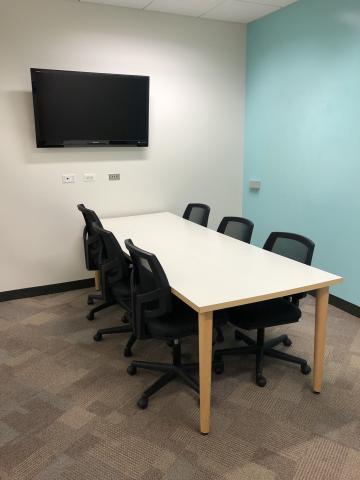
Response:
[[0, 0, 246, 291]]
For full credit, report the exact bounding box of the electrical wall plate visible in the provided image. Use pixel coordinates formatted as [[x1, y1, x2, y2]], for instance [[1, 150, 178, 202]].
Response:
[[62, 174, 76, 184], [108, 173, 120, 181], [83, 173, 96, 182], [249, 180, 261, 190]]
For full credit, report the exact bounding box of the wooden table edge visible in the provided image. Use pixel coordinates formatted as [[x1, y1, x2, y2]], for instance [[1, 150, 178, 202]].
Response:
[[171, 277, 342, 314]]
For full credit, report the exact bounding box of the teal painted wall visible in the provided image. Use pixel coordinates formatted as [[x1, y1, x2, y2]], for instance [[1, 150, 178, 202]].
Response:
[[244, 0, 360, 305]]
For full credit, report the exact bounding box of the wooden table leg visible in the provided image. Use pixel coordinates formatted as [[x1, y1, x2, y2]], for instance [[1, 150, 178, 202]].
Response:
[[313, 287, 329, 393], [198, 311, 213, 434], [94, 271, 101, 291]]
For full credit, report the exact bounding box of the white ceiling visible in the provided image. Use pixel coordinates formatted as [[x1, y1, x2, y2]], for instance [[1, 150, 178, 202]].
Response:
[[80, 0, 299, 24]]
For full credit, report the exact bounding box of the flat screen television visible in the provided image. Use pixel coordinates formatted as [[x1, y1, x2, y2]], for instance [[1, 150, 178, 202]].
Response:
[[30, 68, 149, 148]]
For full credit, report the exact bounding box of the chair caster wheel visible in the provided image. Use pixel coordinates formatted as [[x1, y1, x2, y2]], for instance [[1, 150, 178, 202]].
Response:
[[87, 298, 94, 305], [93, 332, 102, 342], [234, 330, 242, 341], [87, 313, 95, 321], [127, 365, 137, 376], [256, 375, 267, 387], [301, 364, 311, 375], [137, 397, 148, 409], [123, 348, 132, 358], [283, 337, 292, 347], [122, 314, 130, 324]]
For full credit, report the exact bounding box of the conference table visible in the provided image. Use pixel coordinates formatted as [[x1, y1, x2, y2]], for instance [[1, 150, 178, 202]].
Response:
[[101, 212, 342, 434]]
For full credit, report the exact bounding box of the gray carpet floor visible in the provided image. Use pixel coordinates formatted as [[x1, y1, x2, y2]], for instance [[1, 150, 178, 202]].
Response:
[[0, 289, 359, 479]]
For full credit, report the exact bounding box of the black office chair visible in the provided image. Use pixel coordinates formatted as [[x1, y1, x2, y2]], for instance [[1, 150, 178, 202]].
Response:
[[214, 216, 255, 343], [77, 204, 115, 321], [125, 239, 223, 409], [263, 232, 313, 307], [92, 224, 136, 357], [215, 232, 315, 387], [217, 216, 254, 244], [183, 203, 210, 227]]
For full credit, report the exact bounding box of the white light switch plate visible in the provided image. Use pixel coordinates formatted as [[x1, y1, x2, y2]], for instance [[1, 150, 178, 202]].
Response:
[[83, 173, 96, 182]]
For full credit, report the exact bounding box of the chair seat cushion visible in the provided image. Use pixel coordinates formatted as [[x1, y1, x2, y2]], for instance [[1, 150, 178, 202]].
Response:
[[147, 297, 198, 339], [227, 298, 301, 330]]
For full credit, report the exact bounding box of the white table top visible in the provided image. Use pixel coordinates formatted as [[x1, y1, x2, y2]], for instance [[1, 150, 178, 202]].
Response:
[[102, 212, 342, 313]]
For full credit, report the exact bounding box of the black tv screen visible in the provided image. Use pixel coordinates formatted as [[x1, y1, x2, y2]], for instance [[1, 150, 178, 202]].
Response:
[[31, 68, 149, 148]]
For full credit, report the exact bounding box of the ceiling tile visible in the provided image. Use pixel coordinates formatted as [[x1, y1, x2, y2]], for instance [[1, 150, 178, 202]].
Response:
[[80, 0, 299, 23], [238, 0, 297, 6], [80, 0, 152, 9], [202, 0, 280, 23], [145, 0, 223, 17]]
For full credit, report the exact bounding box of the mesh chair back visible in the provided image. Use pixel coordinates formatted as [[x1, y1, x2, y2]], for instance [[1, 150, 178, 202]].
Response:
[[77, 204, 102, 235], [92, 224, 131, 300], [125, 239, 172, 339], [183, 203, 210, 227], [77, 204, 103, 270], [217, 216, 254, 243], [263, 232, 315, 265]]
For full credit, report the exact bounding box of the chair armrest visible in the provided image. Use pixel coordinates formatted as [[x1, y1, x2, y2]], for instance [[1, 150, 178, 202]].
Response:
[[82, 226, 90, 269], [83, 228, 102, 270], [135, 288, 171, 319], [100, 258, 120, 287]]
